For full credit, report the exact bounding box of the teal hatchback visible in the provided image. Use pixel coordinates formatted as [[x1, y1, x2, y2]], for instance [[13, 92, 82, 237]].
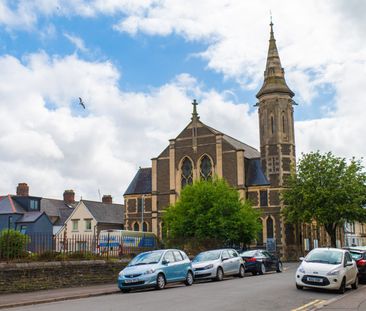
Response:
[[118, 249, 194, 292]]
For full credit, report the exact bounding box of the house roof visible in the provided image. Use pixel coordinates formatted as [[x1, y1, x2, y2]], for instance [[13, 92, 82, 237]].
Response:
[[245, 158, 270, 187], [124, 167, 152, 195], [16, 211, 44, 223], [0, 195, 26, 214], [82, 200, 124, 225], [40, 198, 76, 226]]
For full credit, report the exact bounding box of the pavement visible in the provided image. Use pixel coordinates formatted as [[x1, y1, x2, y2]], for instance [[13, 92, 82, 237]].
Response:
[[0, 284, 119, 309], [316, 283, 366, 310]]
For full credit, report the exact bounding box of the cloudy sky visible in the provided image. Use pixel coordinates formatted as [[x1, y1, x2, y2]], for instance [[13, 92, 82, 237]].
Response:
[[0, 0, 365, 203]]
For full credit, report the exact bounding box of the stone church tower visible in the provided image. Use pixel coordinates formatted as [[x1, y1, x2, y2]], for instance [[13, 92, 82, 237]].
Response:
[[256, 22, 296, 187]]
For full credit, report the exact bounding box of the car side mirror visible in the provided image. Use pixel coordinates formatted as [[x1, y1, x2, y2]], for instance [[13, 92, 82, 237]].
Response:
[[162, 260, 170, 265], [299, 257, 304, 261], [345, 261, 353, 267]]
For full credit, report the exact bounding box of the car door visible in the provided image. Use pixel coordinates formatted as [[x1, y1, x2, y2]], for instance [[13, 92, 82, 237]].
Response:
[[228, 249, 241, 274], [261, 251, 273, 271], [263, 251, 275, 271], [221, 250, 231, 275], [173, 250, 187, 281], [162, 251, 177, 282], [344, 252, 357, 285]]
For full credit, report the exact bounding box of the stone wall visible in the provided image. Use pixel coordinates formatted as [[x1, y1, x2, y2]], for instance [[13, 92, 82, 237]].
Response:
[[0, 260, 127, 294]]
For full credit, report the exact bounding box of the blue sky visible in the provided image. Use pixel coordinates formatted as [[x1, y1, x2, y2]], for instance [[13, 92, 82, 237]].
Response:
[[0, 0, 365, 201]]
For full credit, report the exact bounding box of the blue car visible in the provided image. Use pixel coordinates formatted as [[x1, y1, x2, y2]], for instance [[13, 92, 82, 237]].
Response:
[[118, 249, 194, 292]]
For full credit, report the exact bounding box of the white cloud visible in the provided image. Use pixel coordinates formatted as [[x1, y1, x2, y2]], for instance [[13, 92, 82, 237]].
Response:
[[0, 52, 259, 202], [64, 33, 89, 52]]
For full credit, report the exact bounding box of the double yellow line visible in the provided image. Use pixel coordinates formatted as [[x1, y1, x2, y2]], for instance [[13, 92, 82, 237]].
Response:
[[291, 299, 327, 311]]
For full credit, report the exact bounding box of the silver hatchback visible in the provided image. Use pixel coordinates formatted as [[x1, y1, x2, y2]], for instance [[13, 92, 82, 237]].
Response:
[[192, 249, 245, 281]]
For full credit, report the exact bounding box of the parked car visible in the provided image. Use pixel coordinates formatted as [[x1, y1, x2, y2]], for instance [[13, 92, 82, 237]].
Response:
[[295, 248, 358, 294], [192, 249, 245, 281], [344, 246, 366, 281], [117, 249, 194, 293], [239, 249, 283, 275]]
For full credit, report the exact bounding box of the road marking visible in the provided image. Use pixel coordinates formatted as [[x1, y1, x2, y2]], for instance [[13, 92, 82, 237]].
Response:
[[291, 299, 327, 311]]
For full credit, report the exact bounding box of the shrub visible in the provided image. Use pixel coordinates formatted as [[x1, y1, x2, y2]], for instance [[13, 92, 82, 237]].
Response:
[[0, 229, 29, 260]]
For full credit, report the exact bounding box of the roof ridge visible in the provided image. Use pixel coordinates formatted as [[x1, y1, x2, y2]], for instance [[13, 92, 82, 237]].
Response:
[[8, 194, 16, 213]]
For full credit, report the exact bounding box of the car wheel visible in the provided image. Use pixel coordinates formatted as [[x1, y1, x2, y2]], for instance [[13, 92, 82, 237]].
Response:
[[276, 262, 283, 273], [185, 271, 194, 286], [296, 284, 303, 290], [338, 278, 346, 294], [351, 276, 359, 290], [156, 273, 166, 290], [237, 265, 245, 278], [215, 267, 224, 281], [120, 288, 130, 293], [259, 263, 266, 275]]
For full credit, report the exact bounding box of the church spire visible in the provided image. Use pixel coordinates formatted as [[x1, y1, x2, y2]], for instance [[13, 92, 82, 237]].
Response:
[[256, 22, 294, 98]]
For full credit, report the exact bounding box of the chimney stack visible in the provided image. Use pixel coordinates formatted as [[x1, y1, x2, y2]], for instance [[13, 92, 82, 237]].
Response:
[[63, 190, 75, 204], [102, 195, 113, 204], [16, 183, 29, 196]]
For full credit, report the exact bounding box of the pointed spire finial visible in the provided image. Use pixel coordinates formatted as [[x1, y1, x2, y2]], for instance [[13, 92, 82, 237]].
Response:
[[269, 11, 274, 40], [191, 99, 199, 121]]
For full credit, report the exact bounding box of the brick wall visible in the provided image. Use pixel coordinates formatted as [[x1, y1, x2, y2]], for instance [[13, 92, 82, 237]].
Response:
[[0, 260, 127, 294]]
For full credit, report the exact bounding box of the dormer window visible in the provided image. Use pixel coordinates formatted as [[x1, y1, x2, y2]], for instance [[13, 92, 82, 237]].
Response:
[[29, 199, 39, 211]]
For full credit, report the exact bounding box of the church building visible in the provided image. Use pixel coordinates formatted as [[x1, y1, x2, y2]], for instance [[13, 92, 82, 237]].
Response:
[[124, 23, 301, 259]]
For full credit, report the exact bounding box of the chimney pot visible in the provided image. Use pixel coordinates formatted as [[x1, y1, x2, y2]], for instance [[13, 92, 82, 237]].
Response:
[[102, 195, 113, 204], [63, 190, 75, 204], [16, 183, 29, 196]]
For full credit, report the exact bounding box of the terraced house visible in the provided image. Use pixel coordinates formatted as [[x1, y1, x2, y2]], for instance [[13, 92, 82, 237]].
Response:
[[124, 23, 342, 259]]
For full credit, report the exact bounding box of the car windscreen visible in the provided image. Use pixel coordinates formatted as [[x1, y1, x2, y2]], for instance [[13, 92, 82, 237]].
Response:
[[239, 250, 259, 257], [128, 251, 164, 266], [193, 250, 221, 262], [305, 250, 343, 265], [350, 251, 363, 261]]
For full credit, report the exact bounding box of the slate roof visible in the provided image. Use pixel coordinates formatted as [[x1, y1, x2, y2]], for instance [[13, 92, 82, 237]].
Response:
[[40, 198, 76, 226], [124, 167, 152, 195], [0, 195, 25, 214], [17, 211, 44, 223], [245, 158, 270, 187], [82, 200, 124, 224]]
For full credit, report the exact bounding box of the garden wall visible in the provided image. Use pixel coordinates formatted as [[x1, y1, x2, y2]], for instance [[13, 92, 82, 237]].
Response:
[[0, 260, 127, 294]]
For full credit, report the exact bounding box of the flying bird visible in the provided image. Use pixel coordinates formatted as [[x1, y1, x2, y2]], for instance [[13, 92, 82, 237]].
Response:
[[78, 97, 86, 109]]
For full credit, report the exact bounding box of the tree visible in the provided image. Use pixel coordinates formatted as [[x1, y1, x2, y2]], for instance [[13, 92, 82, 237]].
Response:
[[282, 151, 366, 247], [163, 178, 261, 251]]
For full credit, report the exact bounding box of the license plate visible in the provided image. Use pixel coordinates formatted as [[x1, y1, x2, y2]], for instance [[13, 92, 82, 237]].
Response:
[[124, 278, 139, 284], [307, 277, 323, 283]]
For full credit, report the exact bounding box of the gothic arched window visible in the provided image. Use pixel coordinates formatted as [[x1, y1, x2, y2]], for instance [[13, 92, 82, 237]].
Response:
[[133, 222, 139, 232], [181, 157, 193, 188], [200, 155, 212, 180], [143, 222, 148, 232], [282, 113, 286, 133], [266, 217, 274, 239], [257, 218, 264, 245], [271, 116, 275, 134]]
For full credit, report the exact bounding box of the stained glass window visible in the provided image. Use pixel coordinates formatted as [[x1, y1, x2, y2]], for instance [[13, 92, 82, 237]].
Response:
[[181, 157, 193, 188], [200, 155, 212, 180]]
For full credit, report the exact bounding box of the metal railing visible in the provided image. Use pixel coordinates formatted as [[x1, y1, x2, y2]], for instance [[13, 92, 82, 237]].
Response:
[[0, 230, 157, 262]]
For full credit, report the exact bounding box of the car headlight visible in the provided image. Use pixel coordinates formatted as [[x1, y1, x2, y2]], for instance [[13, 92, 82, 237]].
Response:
[[327, 269, 341, 276], [298, 266, 306, 274], [204, 264, 214, 270], [143, 269, 156, 275], [118, 271, 124, 277]]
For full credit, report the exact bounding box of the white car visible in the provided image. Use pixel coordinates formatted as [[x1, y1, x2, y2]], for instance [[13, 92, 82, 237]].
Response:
[[295, 248, 359, 294]]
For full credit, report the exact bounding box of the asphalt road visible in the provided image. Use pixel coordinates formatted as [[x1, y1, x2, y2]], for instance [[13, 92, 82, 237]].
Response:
[[3, 263, 363, 311]]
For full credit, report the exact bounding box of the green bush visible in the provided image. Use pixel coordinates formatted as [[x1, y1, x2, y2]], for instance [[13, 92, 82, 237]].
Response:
[[0, 229, 29, 259]]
